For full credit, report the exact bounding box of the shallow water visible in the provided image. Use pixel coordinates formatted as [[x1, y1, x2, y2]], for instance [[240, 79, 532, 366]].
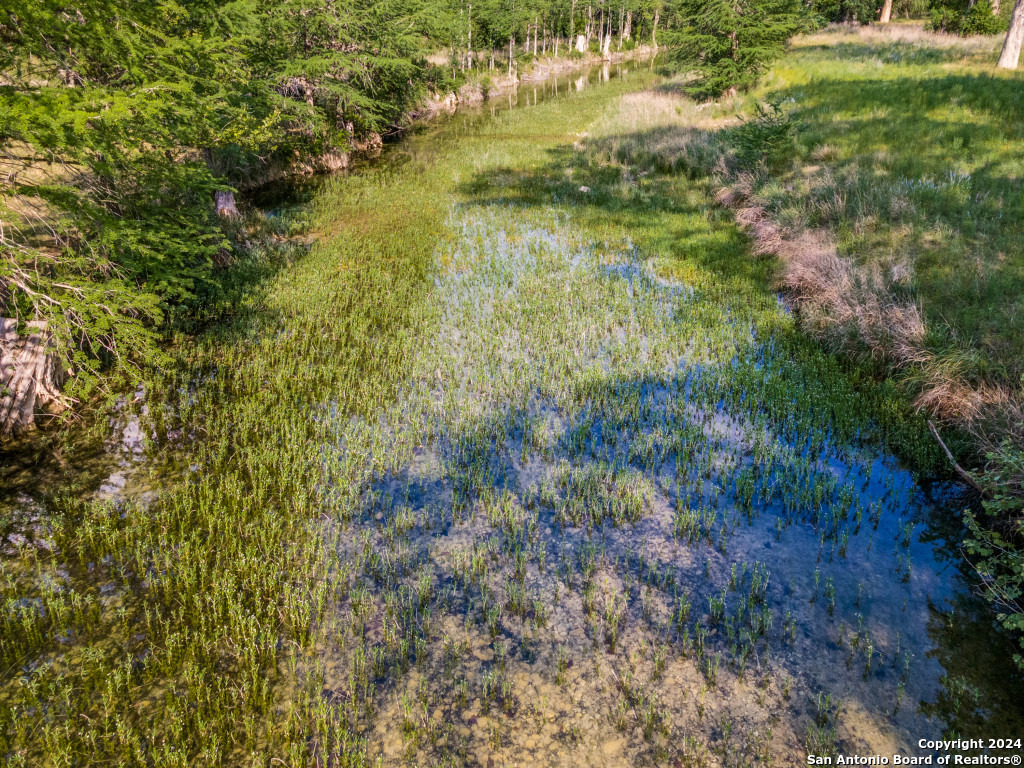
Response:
[[245, 58, 646, 213], [303, 209, 1022, 765]]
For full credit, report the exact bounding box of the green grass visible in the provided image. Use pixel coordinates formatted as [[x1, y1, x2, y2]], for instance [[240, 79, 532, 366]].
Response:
[[762, 25, 1024, 387]]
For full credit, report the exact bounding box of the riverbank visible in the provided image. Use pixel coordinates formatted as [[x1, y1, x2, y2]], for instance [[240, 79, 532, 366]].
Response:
[[415, 45, 657, 117]]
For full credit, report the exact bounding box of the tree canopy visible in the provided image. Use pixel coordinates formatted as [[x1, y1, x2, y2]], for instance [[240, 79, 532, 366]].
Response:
[[0, 1, 438, 404]]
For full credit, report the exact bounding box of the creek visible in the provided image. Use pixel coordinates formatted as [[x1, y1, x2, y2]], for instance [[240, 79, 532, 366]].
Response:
[[1, 58, 1021, 767]]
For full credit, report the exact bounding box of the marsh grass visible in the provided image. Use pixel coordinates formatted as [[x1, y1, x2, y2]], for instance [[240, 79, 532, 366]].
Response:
[[1, 55, 1022, 768]]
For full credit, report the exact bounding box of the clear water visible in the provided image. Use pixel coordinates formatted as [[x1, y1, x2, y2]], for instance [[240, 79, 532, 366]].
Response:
[[306, 209, 1023, 765]]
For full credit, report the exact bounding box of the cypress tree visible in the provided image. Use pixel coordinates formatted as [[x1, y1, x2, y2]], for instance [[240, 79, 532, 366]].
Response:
[[666, 0, 802, 99]]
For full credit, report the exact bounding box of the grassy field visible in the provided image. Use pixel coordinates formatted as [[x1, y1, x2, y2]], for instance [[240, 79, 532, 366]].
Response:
[[761, 25, 1022, 410], [2, 36, 1023, 768]]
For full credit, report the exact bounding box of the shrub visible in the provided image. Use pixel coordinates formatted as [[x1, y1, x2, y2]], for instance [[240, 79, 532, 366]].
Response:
[[894, 0, 932, 18], [667, 0, 804, 99], [927, 0, 1007, 35], [731, 100, 798, 170], [424, 62, 462, 94], [809, 0, 880, 24], [963, 438, 1024, 670]]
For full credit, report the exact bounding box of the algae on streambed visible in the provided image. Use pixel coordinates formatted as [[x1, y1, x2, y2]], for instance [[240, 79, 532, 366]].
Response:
[[1, 67, 1021, 767]]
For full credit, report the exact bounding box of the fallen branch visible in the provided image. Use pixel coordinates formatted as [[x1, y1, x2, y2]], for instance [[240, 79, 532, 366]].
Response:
[[928, 420, 990, 498]]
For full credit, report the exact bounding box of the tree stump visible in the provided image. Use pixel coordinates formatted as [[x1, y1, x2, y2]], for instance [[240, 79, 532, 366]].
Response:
[[0, 319, 67, 436]]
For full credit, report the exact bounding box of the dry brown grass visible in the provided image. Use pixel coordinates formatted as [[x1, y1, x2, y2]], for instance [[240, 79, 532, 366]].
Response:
[[724, 180, 923, 358], [718, 177, 1024, 430], [796, 22, 1003, 54], [586, 90, 737, 173]]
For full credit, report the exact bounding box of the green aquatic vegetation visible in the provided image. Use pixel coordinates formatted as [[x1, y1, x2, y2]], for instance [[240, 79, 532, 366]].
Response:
[[709, 593, 726, 626], [702, 653, 721, 688], [781, 675, 793, 700], [556, 462, 652, 530], [653, 643, 669, 680], [784, 611, 797, 644], [673, 505, 702, 544], [864, 640, 876, 679], [673, 590, 693, 631], [604, 592, 627, 652]]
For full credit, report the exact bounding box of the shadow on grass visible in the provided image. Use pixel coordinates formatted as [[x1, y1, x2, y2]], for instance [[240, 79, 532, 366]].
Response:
[[765, 70, 1024, 375], [456, 140, 772, 307], [543, 65, 1024, 383]]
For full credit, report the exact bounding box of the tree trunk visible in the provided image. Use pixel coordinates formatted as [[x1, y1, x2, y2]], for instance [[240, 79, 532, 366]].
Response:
[[652, 10, 660, 49], [576, 34, 587, 52], [215, 190, 239, 217], [879, 0, 893, 22], [998, 0, 1024, 69], [509, 36, 515, 77], [1, 319, 67, 436], [467, 2, 472, 69]]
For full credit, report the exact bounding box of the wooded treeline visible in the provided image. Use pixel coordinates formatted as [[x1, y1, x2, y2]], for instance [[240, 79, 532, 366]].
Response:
[[1, 0, 430, 422]]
